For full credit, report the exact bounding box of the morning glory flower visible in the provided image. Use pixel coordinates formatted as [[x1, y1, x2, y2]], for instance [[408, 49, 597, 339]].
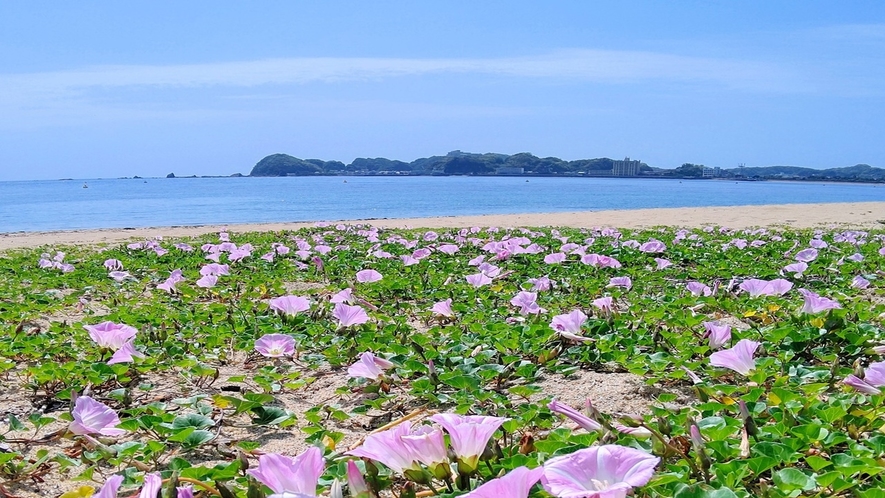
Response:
[[346, 422, 421, 473], [798, 288, 841, 314], [686, 281, 712, 297], [103, 259, 123, 271], [200, 263, 230, 276], [607, 276, 632, 291], [430, 413, 509, 474], [550, 310, 590, 342], [541, 445, 659, 498], [345, 460, 370, 498], [84, 321, 138, 350], [400, 425, 450, 478], [466, 273, 493, 288], [852, 275, 871, 289], [196, 274, 218, 288], [511, 291, 545, 315], [709, 339, 760, 376], [347, 351, 394, 381], [702, 321, 732, 350], [269, 295, 311, 316], [108, 271, 131, 282], [330, 288, 355, 304], [545, 253, 567, 264], [70, 396, 126, 437], [430, 298, 455, 317], [548, 399, 602, 432], [592, 297, 613, 314], [783, 262, 808, 277], [843, 361, 885, 395], [94, 475, 124, 498], [654, 258, 672, 269], [528, 275, 553, 292], [355, 269, 383, 283], [739, 278, 793, 297], [255, 334, 296, 358], [462, 466, 545, 498], [795, 248, 819, 262], [107, 339, 146, 365], [333, 303, 370, 328], [247, 448, 325, 497], [139, 473, 163, 498], [639, 239, 666, 253]]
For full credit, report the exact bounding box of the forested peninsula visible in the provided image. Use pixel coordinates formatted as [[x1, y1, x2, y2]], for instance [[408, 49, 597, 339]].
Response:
[[248, 150, 885, 182]]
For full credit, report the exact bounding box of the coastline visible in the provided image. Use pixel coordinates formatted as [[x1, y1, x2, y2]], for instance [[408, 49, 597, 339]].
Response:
[[2, 201, 883, 251]]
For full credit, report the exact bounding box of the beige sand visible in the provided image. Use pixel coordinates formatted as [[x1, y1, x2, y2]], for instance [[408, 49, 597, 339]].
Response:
[[2, 201, 884, 251]]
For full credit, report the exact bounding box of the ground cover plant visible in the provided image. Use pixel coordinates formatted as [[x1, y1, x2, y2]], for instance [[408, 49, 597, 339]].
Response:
[[1, 223, 884, 497]]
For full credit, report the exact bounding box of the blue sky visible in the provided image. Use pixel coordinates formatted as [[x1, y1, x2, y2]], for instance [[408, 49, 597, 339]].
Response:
[[1, 1, 883, 180]]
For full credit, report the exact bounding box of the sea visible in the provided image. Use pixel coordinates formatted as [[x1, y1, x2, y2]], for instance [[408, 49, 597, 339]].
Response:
[[2, 176, 884, 233]]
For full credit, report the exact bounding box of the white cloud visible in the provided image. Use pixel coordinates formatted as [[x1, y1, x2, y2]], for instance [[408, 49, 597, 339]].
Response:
[[0, 49, 801, 95]]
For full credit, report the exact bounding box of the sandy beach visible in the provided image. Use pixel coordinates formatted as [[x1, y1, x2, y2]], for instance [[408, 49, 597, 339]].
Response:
[[2, 201, 884, 251]]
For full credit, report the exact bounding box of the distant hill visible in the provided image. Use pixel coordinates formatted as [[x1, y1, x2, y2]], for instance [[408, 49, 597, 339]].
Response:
[[726, 164, 885, 181], [249, 151, 649, 177], [248, 152, 882, 182]]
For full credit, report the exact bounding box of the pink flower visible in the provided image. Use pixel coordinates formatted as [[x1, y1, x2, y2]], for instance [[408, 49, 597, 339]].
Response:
[[654, 258, 672, 270], [347, 352, 395, 381], [550, 310, 589, 342], [437, 244, 460, 255], [607, 276, 632, 291], [639, 240, 666, 253], [70, 396, 126, 437], [798, 288, 841, 314], [466, 273, 493, 288], [847, 253, 865, 262], [702, 321, 731, 350], [196, 275, 218, 288], [592, 297, 613, 313], [139, 473, 163, 498], [247, 448, 325, 496], [852, 276, 871, 289], [739, 278, 793, 297], [541, 445, 659, 498], [545, 253, 567, 264], [269, 295, 311, 316], [345, 460, 370, 498], [355, 269, 383, 283], [330, 288, 355, 304], [107, 339, 146, 365], [103, 259, 123, 271], [548, 399, 602, 432], [84, 321, 137, 350], [710, 339, 760, 376], [333, 303, 370, 328], [844, 361, 885, 395], [255, 334, 296, 357], [346, 422, 421, 473], [686, 281, 712, 297], [783, 262, 808, 276], [596, 255, 622, 268], [430, 299, 455, 317], [400, 425, 449, 473], [528, 276, 553, 292], [200, 263, 230, 276], [430, 413, 509, 473], [95, 475, 124, 498], [462, 466, 545, 498], [108, 271, 131, 282], [510, 291, 544, 315], [795, 248, 819, 262]]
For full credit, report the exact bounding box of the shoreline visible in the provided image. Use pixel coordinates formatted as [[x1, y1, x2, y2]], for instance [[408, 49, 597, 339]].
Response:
[[2, 201, 884, 251]]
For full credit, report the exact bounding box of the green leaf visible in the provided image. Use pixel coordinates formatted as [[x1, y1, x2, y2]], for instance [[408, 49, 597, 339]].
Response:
[[772, 468, 816, 492], [673, 483, 739, 498], [250, 406, 292, 426], [172, 413, 215, 430]]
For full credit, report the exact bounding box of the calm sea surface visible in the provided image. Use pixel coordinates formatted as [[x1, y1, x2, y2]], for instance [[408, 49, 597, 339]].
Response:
[[3, 176, 884, 233]]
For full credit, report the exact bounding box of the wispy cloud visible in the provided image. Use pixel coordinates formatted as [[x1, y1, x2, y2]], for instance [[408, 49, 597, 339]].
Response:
[[1, 49, 802, 94]]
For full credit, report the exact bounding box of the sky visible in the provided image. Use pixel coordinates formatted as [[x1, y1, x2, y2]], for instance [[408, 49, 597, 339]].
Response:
[[1, 1, 884, 181]]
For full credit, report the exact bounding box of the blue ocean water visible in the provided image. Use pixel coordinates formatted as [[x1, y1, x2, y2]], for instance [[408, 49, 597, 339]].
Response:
[[2, 176, 884, 232]]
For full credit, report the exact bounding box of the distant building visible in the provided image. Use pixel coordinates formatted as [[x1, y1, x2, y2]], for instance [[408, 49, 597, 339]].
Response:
[[702, 167, 721, 178], [496, 167, 524, 175], [612, 157, 641, 177]]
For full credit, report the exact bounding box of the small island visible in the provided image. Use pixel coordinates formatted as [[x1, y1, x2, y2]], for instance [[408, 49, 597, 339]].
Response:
[[248, 151, 885, 183]]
